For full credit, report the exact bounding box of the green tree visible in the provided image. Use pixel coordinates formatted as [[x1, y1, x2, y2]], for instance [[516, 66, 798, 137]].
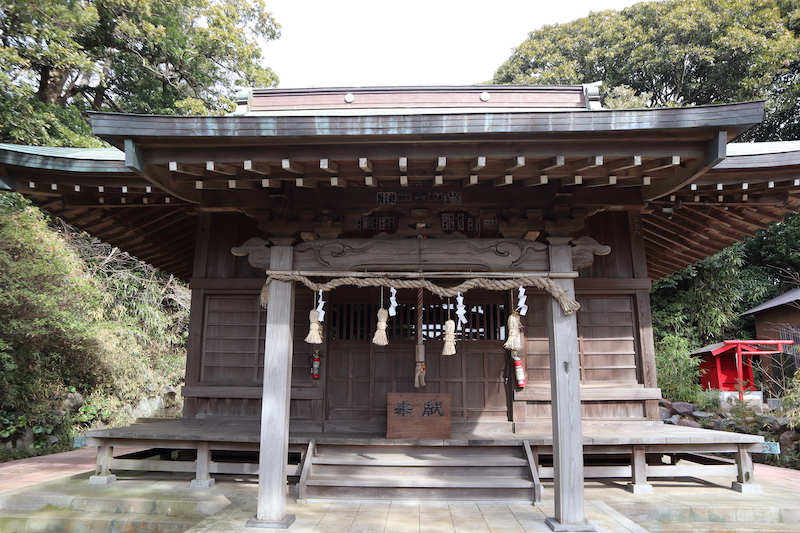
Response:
[[0, 0, 280, 145], [493, 0, 800, 138]]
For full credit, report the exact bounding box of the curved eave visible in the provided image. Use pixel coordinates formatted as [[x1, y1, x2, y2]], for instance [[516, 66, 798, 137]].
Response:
[[0, 144, 128, 174], [90, 101, 765, 148]]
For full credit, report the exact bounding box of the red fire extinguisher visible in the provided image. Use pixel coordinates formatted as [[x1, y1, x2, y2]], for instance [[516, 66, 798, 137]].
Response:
[[512, 354, 526, 389], [311, 351, 321, 379]]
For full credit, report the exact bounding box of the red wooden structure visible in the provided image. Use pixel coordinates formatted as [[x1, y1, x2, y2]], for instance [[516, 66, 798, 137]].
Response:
[[697, 340, 794, 401]]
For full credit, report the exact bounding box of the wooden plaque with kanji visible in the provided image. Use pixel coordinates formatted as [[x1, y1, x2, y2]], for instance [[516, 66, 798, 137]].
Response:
[[386, 392, 451, 439]]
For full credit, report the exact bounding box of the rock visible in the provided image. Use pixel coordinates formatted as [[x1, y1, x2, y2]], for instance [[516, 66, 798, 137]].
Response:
[[146, 383, 158, 392], [677, 418, 702, 428], [14, 427, 34, 450], [672, 401, 697, 415], [160, 385, 177, 397], [132, 398, 153, 419], [46, 435, 59, 446], [692, 410, 714, 419], [712, 418, 729, 431], [779, 430, 800, 458], [665, 414, 681, 425], [51, 409, 67, 417], [659, 398, 674, 411], [659, 407, 672, 421], [61, 392, 84, 412]]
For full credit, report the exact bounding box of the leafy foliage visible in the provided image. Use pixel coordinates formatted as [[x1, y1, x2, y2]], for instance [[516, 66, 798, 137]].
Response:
[[0, 0, 281, 145], [493, 0, 800, 140], [0, 193, 188, 458], [655, 333, 704, 403]]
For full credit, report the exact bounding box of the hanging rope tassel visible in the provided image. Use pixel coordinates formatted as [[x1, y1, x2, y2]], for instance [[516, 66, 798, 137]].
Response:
[[304, 309, 323, 344], [442, 319, 456, 356], [372, 307, 389, 346], [415, 362, 427, 388], [503, 311, 524, 352]]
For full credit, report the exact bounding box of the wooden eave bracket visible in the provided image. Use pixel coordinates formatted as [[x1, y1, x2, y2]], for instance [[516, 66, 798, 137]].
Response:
[[640, 131, 727, 202], [125, 139, 200, 204]]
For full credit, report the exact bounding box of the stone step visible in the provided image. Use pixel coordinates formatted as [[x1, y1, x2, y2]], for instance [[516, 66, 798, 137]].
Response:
[[642, 523, 800, 532], [0, 509, 200, 533]]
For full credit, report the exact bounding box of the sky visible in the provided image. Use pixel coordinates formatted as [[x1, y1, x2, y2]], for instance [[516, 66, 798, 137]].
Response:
[[261, 0, 645, 89]]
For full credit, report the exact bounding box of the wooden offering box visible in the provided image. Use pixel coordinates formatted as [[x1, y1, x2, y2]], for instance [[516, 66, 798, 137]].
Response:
[[386, 393, 451, 439]]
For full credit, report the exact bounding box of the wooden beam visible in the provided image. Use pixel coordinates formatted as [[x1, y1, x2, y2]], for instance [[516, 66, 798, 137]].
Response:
[[262, 178, 278, 188], [169, 162, 204, 177], [364, 175, 377, 187], [244, 160, 271, 175], [282, 159, 303, 174], [606, 156, 641, 172], [359, 158, 372, 173], [329, 176, 348, 188], [507, 156, 525, 171], [433, 174, 444, 187], [642, 156, 680, 172], [494, 174, 513, 187], [539, 156, 565, 171], [295, 177, 317, 188], [319, 159, 338, 173], [562, 175, 582, 186], [573, 156, 603, 172], [462, 174, 479, 187], [523, 175, 549, 187], [436, 157, 446, 172], [400, 175, 409, 187], [584, 175, 617, 188], [641, 132, 725, 201], [471, 157, 486, 171], [399, 157, 408, 173], [206, 161, 237, 175]]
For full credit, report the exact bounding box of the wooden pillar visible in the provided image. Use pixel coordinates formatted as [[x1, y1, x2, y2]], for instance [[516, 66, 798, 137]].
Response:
[[191, 441, 215, 488], [545, 238, 595, 532], [626, 445, 654, 494], [248, 243, 296, 528], [732, 443, 761, 493]]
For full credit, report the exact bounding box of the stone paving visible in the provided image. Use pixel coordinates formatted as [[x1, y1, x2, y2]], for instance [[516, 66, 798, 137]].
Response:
[[3, 449, 800, 532]]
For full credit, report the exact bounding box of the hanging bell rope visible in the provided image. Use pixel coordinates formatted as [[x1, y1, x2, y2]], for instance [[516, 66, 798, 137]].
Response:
[[415, 287, 426, 388], [260, 273, 579, 315]]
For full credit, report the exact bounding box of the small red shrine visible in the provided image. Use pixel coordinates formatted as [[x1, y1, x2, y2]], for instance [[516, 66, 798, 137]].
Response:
[[695, 340, 794, 401]]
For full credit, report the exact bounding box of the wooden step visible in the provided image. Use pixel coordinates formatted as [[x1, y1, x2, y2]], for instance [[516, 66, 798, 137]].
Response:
[[0, 509, 200, 533], [306, 474, 536, 489]]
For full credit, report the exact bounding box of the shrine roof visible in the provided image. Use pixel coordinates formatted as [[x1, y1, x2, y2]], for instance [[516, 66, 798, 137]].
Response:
[[740, 287, 800, 316]]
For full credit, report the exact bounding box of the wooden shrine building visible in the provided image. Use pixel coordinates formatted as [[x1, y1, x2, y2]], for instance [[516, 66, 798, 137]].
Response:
[[3, 85, 800, 531]]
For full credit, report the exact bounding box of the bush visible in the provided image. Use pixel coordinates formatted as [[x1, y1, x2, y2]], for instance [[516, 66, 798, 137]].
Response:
[[0, 193, 188, 459], [655, 333, 704, 403]]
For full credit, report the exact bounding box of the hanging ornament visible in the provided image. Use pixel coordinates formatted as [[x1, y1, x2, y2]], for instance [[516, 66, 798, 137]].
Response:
[[388, 287, 398, 317], [415, 361, 427, 388], [503, 311, 524, 352], [442, 319, 456, 356], [442, 297, 456, 356], [304, 309, 323, 344], [414, 287, 426, 388], [372, 307, 389, 346], [455, 292, 467, 330], [517, 286, 528, 316], [315, 290, 326, 322]]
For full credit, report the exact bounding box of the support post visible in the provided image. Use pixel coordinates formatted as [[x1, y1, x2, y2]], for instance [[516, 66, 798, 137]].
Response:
[[626, 445, 654, 494], [190, 441, 215, 488], [544, 238, 595, 532], [248, 243, 297, 529], [88, 440, 116, 485], [732, 443, 761, 493]]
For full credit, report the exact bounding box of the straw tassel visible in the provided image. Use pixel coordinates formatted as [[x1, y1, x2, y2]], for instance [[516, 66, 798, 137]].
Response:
[[304, 309, 323, 344], [372, 307, 389, 346], [414, 361, 427, 388], [442, 319, 456, 356], [503, 312, 524, 352]]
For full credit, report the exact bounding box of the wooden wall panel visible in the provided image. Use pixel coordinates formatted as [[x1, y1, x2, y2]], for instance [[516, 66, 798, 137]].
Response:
[[577, 211, 635, 279]]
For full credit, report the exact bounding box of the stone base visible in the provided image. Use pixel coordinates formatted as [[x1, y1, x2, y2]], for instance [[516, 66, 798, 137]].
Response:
[[732, 482, 762, 494], [246, 514, 296, 528], [545, 517, 596, 532], [88, 474, 117, 485], [626, 483, 655, 494], [190, 478, 216, 488]]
